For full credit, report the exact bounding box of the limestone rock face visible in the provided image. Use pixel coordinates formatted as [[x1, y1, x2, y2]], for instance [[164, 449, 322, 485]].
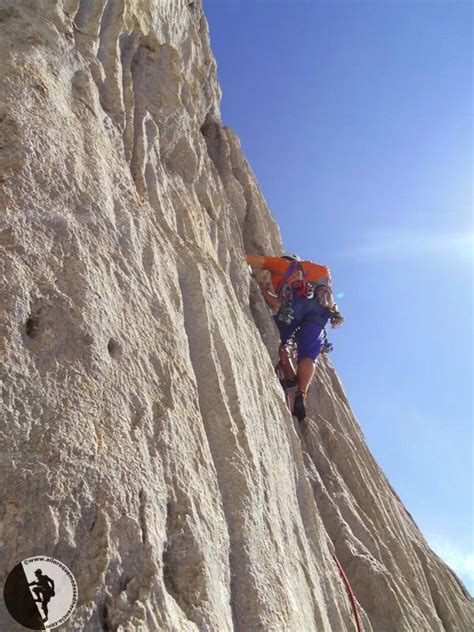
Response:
[[0, 1, 472, 630]]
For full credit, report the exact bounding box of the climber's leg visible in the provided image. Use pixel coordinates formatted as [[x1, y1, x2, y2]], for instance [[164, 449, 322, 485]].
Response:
[[275, 317, 299, 385], [292, 322, 324, 420]]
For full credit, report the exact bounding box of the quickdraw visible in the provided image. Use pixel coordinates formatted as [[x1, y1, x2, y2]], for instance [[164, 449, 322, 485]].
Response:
[[278, 286, 295, 324], [321, 328, 334, 354], [329, 304, 344, 328]]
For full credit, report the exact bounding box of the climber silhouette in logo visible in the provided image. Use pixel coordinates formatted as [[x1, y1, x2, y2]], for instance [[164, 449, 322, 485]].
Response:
[[29, 569, 55, 622]]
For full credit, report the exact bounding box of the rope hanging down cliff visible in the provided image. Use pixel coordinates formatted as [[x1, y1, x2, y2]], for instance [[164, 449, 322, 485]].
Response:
[[333, 554, 364, 632]]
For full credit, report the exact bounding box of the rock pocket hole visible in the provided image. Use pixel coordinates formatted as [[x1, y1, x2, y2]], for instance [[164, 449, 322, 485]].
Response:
[[100, 601, 111, 632], [107, 338, 122, 359], [25, 315, 40, 339]]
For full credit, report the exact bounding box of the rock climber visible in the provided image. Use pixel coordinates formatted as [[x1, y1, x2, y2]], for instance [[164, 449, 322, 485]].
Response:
[[246, 253, 344, 420]]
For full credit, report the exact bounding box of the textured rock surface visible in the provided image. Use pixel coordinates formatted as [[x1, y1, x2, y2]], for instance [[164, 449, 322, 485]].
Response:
[[0, 1, 472, 630]]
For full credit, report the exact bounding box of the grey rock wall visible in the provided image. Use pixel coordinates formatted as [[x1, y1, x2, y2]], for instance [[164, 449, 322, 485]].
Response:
[[0, 1, 472, 630]]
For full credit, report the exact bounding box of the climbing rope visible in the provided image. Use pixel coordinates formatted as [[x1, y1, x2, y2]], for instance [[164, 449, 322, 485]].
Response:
[[333, 554, 363, 632]]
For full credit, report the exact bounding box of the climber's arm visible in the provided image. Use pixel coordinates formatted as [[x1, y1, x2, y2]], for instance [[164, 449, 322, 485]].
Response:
[[246, 254, 266, 269], [246, 254, 282, 308], [246, 255, 289, 273], [259, 286, 281, 309]]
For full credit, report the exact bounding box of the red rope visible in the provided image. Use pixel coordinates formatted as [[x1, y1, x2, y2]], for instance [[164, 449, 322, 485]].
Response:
[[333, 554, 363, 632]]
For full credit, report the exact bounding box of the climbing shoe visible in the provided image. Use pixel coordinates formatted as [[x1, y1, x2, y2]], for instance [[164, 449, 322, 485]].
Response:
[[293, 391, 307, 421]]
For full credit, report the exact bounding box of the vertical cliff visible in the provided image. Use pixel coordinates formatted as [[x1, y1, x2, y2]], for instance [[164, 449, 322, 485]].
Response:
[[0, 1, 472, 630]]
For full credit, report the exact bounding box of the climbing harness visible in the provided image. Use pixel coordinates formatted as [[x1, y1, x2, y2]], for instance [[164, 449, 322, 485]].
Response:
[[277, 260, 338, 327], [333, 554, 363, 632], [277, 261, 316, 324]]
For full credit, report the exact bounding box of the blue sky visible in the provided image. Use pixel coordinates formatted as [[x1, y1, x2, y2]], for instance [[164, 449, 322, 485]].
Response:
[[204, 0, 473, 592]]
